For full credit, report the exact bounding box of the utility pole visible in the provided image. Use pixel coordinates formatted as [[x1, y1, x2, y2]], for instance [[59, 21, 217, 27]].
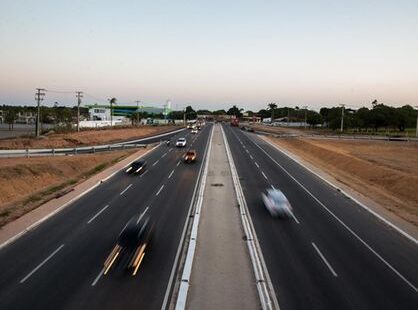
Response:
[[183, 108, 186, 126], [76, 91, 83, 132], [135, 100, 141, 126], [287, 108, 290, 127], [35, 88, 46, 137], [340, 104, 345, 133], [303, 106, 308, 129]]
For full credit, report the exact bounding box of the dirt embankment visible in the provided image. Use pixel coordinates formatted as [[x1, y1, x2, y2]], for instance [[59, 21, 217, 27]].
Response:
[[265, 137, 418, 226], [0, 125, 178, 149], [0, 150, 138, 227]]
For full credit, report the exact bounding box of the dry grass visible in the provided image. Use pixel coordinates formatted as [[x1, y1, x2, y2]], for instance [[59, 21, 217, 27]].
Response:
[[266, 137, 418, 226], [0, 125, 178, 149], [0, 150, 137, 226]]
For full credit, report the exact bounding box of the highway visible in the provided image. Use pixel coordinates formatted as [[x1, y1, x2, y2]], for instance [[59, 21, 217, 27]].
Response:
[[222, 124, 418, 310], [0, 123, 213, 310]]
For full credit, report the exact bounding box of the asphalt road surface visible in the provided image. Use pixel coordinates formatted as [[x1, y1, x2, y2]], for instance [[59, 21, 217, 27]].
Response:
[[0, 124, 212, 310], [223, 124, 418, 310]]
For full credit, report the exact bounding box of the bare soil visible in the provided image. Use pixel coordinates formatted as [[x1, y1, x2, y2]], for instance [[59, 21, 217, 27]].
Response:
[[0, 125, 178, 149], [265, 136, 418, 226], [0, 150, 139, 227]]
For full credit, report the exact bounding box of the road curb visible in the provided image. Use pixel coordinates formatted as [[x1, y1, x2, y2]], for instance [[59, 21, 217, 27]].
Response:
[[221, 125, 280, 310]]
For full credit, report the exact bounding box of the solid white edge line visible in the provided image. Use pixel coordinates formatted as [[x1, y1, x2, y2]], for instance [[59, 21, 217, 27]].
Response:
[[261, 136, 418, 245], [87, 204, 110, 224], [221, 125, 279, 310], [312, 242, 338, 277], [0, 145, 159, 251], [156, 185, 165, 196], [174, 125, 214, 310], [120, 184, 133, 196], [161, 125, 213, 310], [250, 134, 418, 293], [20, 244, 65, 283]]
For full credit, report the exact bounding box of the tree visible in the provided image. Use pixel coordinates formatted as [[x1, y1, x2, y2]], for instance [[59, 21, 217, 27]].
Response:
[[267, 102, 277, 121], [5, 109, 17, 130], [227, 105, 243, 117], [306, 111, 323, 127], [185, 106, 197, 120], [212, 109, 227, 116]]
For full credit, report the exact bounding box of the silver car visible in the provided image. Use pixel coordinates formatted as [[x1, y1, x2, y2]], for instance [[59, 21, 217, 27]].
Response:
[[261, 188, 293, 217]]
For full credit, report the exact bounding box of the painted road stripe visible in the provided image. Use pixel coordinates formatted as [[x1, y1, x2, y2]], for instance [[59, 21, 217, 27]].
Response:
[[87, 204, 110, 224], [177, 161, 181, 167], [120, 184, 132, 196], [255, 162, 260, 168], [156, 185, 165, 196], [140, 170, 148, 178], [91, 267, 105, 286], [137, 207, 150, 224], [153, 160, 159, 166], [162, 152, 167, 158], [168, 170, 175, 179], [261, 171, 268, 180], [312, 242, 338, 277], [20, 244, 65, 283]]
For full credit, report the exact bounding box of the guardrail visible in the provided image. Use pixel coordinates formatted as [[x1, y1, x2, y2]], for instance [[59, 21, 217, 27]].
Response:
[[0, 127, 186, 158]]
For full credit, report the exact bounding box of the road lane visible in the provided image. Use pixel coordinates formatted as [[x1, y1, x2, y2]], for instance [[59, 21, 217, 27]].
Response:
[[223, 124, 418, 310], [0, 124, 211, 310]]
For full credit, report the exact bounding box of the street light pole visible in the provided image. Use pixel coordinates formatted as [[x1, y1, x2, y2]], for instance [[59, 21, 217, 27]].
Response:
[[135, 100, 141, 126]]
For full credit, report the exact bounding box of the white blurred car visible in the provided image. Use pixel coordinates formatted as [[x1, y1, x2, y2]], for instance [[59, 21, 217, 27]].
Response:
[[176, 138, 187, 147], [191, 128, 198, 134], [261, 188, 293, 217]]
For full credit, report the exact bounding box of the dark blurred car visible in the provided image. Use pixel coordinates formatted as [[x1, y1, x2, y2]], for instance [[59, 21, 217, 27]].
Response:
[[104, 215, 154, 276], [184, 150, 197, 163], [126, 160, 147, 174]]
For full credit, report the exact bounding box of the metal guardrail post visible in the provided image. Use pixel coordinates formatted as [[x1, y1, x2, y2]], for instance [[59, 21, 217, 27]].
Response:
[[26, 148, 29, 158], [52, 149, 55, 156]]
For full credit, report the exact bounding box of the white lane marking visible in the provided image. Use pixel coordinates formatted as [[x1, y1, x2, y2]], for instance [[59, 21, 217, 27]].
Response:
[[156, 185, 165, 196], [162, 152, 167, 158], [261, 171, 268, 180], [255, 162, 260, 168], [91, 267, 105, 286], [153, 160, 159, 166], [250, 135, 418, 293], [87, 204, 110, 224], [120, 184, 132, 196], [291, 212, 301, 224], [177, 161, 181, 167], [20, 244, 65, 283], [250, 155, 254, 160], [168, 170, 175, 179], [140, 170, 148, 178], [312, 242, 338, 277], [137, 206, 150, 224], [168, 148, 173, 152], [245, 149, 249, 153]]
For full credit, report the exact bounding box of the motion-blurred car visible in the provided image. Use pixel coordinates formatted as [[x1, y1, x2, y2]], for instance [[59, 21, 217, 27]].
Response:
[[176, 138, 187, 147], [126, 160, 147, 174], [184, 150, 197, 163], [103, 215, 154, 276], [261, 188, 293, 217], [191, 128, 198, 134]]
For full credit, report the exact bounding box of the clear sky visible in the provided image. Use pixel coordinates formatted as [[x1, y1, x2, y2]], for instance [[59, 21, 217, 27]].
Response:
[[1, 0, 417, 111]]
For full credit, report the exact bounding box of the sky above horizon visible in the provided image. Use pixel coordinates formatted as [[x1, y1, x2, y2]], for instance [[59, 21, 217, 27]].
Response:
[[1, 0, 417, 111]]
